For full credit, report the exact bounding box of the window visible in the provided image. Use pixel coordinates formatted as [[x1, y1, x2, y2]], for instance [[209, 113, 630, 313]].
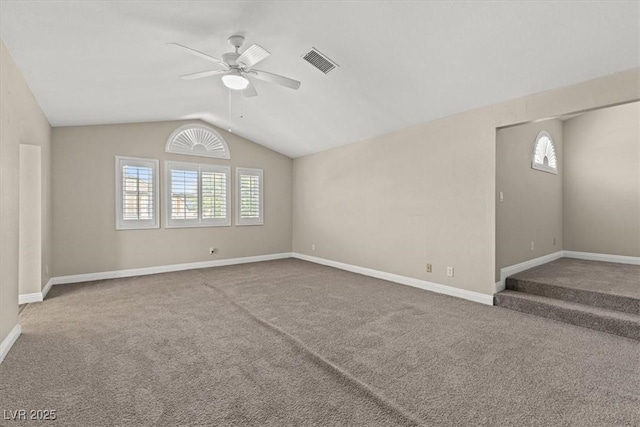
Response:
[[166, 124, 230, 159], [236, 168, 263, 226], [532, 131, 558, 174], [165, 161, 230, 227], [115, 156, 159, 230]]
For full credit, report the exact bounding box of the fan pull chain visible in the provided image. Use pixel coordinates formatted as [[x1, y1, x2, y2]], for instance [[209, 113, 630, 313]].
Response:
[[228, 88, 232, 133]]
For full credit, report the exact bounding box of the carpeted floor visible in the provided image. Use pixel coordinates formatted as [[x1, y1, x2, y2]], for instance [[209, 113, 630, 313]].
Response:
[[1, 259, 639, 426], [496, 258, 640, 338], [510, 258, 640, 299]]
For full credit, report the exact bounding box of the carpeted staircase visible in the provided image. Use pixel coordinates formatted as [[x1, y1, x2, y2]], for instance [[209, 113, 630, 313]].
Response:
[[495, 259, 640, 341]]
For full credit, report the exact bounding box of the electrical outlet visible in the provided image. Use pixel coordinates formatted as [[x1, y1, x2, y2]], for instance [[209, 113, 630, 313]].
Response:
[[499, 191, 504, 202], [446, 266, 454, 277], [553, 237, 556, 246], [426, 264, 432, 273], [530, 241, 535, 251], [209, 247, 217, 254], [45, 264, 49, 275], [311, 244, 316, 251]]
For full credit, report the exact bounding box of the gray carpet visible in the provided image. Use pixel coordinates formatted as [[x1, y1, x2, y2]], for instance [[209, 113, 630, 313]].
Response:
[[495, 290, 640, 340], [495, 258, 640, 339], [505, 258, 640, 316], [1, 259, 639, 426], [509, 258, 640, 300]]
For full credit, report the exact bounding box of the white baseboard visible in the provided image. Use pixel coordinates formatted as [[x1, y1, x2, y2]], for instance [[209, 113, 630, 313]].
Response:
[[292, 253, 494, 306], [19, 292, 43, 304], [35, 250, 640, 305], [51, 253, 293, 286], [18, 278, 55, 304], [562, 250, 640, 265], [0, 324, 22, 365], [42, 278, 54, 298], [497, 251, 563, 293]]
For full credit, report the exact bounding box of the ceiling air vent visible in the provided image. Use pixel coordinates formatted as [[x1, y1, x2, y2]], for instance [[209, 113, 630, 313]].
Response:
[[302, 48, 338, 74]]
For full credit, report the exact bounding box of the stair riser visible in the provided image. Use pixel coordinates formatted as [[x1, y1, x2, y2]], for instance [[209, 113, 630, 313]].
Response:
[[506, 278, 640, 315], [495, 294, 640, 341]]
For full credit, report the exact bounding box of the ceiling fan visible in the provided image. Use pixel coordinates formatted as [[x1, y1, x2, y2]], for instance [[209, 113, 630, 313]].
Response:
[[170, 35, 301, 97]]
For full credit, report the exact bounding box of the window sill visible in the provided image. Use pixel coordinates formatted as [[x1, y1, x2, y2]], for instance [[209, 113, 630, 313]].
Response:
[[164, 223, 231, 229]]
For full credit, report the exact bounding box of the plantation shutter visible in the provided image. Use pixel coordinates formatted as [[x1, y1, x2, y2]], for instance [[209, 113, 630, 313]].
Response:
[[202, 170, 228, 220], [166, 161, 230, 227], [237, 168, 263, 226], [116, 156, 159, 230]]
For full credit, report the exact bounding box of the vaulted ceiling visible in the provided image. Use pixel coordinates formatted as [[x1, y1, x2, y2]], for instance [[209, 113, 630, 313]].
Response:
[[1, 1, 638, 157]]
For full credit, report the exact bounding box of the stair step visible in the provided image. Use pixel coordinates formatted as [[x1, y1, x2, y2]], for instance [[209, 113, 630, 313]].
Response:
[[506, 277, 640, 315], [494, 290, 640, 341]]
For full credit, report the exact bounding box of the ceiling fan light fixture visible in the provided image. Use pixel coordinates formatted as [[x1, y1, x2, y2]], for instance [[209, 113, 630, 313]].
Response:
[[172, 36, 301, 93], [222, 70, 249, 90]]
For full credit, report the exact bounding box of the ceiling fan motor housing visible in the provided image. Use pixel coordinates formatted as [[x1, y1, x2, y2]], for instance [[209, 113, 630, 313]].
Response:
[[222, 52, 240, 67]]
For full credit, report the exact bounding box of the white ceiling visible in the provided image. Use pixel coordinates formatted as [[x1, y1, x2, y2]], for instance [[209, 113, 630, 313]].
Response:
[[1, 1, 638, 158]]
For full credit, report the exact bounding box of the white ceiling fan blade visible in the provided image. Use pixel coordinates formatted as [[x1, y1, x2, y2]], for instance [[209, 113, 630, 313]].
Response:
[[168, 43, 229, 68], [248, 69, 301, 90], [237, 44, 271, 69], [243, 78, 258, 97], [180, 70, 228, 80]]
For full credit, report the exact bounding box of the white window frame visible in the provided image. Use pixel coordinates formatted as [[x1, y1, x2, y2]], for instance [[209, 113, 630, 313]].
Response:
[[165, 161, 231, 228], [236, 167, 264, 226], [115, 156, 160, 230]]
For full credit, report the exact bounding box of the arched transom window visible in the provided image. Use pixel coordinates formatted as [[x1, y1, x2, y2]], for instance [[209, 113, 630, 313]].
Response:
[[166, 124, 230, 160], [532, 131, 557, 174]]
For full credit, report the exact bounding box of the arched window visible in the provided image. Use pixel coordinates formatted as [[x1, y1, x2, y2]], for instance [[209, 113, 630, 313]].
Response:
[[166, 124, 230, 159], [531, 131, 557, 174]]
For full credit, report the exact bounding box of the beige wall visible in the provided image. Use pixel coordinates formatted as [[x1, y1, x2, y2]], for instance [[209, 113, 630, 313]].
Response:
[[563, 102, 640, 257], [1, 40, 52, 345], [52, 121, 292, 276], [19, 144, 43, 295], [293, 69, 640, 295], [496, 120, 563, 279]]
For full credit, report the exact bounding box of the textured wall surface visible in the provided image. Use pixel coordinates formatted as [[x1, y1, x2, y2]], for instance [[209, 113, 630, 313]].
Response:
[[563, 102, 640, 257], [496, 119, 563, 279], [1, 41, 52, 344], [293, 69, 639, 295], [52, 120, 292, 276]]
